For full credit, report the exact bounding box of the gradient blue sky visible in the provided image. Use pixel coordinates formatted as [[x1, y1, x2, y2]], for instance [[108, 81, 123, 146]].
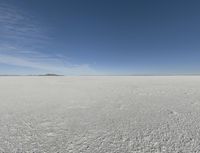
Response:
[[0, 0, 200, 75]]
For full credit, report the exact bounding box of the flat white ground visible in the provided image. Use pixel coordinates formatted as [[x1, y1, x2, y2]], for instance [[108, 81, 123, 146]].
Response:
[[0, 76, 200, 153]]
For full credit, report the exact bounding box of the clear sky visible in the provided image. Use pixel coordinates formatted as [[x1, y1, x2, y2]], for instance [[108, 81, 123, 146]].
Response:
[[0, 0, 200, 75]]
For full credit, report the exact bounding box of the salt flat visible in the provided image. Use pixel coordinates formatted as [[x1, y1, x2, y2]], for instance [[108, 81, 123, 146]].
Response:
[[0, 76, 200, 153]]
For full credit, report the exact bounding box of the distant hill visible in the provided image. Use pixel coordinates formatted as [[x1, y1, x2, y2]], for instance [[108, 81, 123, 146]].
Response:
[[0, 74, 64, 76]]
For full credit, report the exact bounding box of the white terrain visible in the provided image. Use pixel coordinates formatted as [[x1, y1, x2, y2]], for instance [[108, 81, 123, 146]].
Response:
[[0, 76, 200, 153]]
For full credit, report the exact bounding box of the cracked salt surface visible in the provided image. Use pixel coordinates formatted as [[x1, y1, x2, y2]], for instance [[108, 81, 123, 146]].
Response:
[[0, 76, 200, 152]]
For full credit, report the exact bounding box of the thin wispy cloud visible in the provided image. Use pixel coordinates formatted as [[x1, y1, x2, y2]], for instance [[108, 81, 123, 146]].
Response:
[[0, 52, 96, 75], [0, 3, 49, 45], [0, 2, 96, 75]]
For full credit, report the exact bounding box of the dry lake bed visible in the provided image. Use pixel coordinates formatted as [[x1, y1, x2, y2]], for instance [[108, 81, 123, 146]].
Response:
[[0, 76, 200, 153]]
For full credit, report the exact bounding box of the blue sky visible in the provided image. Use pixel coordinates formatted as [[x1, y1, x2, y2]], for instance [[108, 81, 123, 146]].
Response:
[[0, 0, 200, 75]]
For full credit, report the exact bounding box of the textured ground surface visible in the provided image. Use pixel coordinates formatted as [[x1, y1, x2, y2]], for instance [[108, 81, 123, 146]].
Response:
[[0, 76, 200, 153]]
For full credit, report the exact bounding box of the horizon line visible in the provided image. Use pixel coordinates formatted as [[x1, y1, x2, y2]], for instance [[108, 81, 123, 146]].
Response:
[[1, 73, 200, 76]]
